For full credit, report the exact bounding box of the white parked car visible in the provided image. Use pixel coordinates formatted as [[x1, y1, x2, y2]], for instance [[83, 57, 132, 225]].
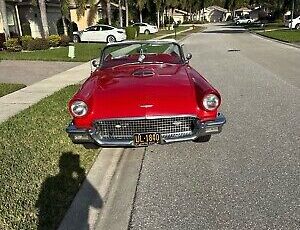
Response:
[[133, 23, 158, 34], [285, 16, 300, 29], [236, 17, 255, 24], [73, 24, 126, 43]]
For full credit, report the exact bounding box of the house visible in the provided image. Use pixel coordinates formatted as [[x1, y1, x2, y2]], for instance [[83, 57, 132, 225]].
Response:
[[69, 2, 125, 31], [172, 9, 189, 23], [0, 0, 21, 38], [0, 0, 62, 38], [201, 6, 231, 22], [234, 7, 252, 18]]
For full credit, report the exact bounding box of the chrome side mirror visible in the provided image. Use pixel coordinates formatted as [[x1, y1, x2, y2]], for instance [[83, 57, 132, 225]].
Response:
[[91, 59, 99, 67], [186, 53, 192, 60], [185, 53, 192, 63]]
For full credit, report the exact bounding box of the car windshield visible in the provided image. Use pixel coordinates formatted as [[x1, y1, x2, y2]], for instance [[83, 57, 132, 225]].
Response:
[[100, 41, 184, 68]]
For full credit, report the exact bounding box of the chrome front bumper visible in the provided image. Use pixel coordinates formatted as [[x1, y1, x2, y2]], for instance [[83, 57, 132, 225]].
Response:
[[66, 113, 226, 147]]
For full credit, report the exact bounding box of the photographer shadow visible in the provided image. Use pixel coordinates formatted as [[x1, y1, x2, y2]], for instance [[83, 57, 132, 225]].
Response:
[[36, 152, 102, 230]]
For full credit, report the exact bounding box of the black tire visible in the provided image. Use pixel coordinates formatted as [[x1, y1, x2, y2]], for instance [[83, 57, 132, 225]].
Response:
[[107, 35, 116, 43], [247, 20, 251, 24], [193, 135, 211, 143], [73, 35, 80, 43], [144, 29, 150, 35], [295, 24, 300, 30], [83, 143, 100, 149], [236, 21, 240, 25]]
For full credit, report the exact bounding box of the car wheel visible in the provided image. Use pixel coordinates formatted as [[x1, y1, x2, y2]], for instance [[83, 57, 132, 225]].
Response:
[[247, 20, 251, 23], [236, 21, 240, 25], [73, 35, 80, 43], [144, 29, 150, 35], [296, 24, 300, 30], [107, 35, 116, 43], [83, 143, 100, 149], [193, 135, 211, 143]]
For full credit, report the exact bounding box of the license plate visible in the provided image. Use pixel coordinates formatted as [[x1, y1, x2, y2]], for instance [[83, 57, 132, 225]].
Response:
[[133, 133, 161, 146]]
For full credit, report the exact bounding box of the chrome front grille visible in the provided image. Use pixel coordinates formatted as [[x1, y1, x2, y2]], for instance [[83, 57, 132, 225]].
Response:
[[94, 116, 197, 139]]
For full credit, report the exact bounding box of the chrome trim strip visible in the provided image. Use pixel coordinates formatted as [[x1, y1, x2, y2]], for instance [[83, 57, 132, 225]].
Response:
[[92, 114, 197, 122]]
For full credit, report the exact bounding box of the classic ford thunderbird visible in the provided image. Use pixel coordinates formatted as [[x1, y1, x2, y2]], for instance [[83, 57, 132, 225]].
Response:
[[66, 40, 226, 148]]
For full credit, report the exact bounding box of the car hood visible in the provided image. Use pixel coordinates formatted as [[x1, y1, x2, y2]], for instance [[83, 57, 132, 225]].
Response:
[[89, 64, 198, 119]]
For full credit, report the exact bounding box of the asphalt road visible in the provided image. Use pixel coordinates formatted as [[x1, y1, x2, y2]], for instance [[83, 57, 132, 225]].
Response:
[[126, 24, 300, 229]]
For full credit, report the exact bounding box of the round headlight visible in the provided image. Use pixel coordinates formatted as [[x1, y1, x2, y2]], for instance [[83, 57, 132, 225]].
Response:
[[71, 101, 88, 117], [203, 94, 220, 111]]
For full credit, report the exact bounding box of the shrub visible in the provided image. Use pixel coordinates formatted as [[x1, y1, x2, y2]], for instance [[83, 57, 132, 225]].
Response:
[[48, 35, 61, 47], [182, 20, 205, 24], [20, 35, 33, 50], [0, 33, 6, 49], [125, 27, 137, 39], [60, 35, 70, 46], [28, 38, 50, 51], [134, 25, 140, 37], [4, 38, 22, 52], [70, 21, 78, 32]]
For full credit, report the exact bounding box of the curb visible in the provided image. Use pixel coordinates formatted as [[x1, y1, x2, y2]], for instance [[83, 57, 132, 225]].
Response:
[[58, 148, 125, 230], [249, 30, 300, 49]]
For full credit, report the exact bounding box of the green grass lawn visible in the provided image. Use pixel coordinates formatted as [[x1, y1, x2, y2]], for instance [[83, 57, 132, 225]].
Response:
[[0, 85, 98, 229], [245, 22, 285, 31], [0, 83, 26, 97], [0, 43, 105, 62], [257, 29, 300, 43], [163, 26, 205, 40], [136, 26, 191, 40]]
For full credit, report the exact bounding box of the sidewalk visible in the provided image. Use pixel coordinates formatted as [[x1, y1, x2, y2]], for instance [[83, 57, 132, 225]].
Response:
[[0, 62, 91, 123]]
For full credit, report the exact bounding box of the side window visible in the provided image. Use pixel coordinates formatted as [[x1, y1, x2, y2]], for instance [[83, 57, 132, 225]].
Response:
[[86, 27, 94, 31], [141, 23, 147, 26], [101, 26, 113, 31], [86, 26, 99, 31]]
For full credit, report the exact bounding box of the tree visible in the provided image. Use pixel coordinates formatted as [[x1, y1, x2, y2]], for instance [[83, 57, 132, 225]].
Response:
[[106, 0, 112, 25], [154, 0, 162, 27], [137, 0, 146, 22], [125, 0, 129, 26], [118, 0, 123, 27], [38, 0, 50, 37], [60, 0, 71, 35], [0, 0, 10, 39]]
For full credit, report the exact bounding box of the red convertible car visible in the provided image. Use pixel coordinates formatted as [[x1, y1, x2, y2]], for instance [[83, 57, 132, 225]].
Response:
[[66, 40, 226, 148]]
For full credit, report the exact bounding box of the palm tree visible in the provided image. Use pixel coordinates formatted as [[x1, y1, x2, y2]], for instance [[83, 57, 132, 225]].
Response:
[[154, 0, 162, 28], [137, 0, 146, 22], [106, 0, 112, 25], [118, 0, 123, 27], [60, 0, 70, 35], [0, 0, 10, 39], [38, 0, 50, 37], [125, 0, 129, 26]]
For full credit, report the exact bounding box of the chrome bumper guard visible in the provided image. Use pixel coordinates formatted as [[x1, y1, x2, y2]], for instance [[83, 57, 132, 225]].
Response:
[[66, 113, 226, 147]]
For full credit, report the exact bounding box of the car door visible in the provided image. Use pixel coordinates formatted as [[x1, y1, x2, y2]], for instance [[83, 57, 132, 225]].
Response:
[[99, 25, 115, 42], [81, 26, 100, 42], [140, 23, 147, 33]]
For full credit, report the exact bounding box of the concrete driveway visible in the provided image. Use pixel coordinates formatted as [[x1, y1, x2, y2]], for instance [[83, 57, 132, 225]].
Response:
[[0, 60, 82, 86]]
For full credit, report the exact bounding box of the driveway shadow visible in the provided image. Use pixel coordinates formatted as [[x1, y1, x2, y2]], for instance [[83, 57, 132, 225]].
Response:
[[36, 152, 102, 230], [203, 29, 247, 34]]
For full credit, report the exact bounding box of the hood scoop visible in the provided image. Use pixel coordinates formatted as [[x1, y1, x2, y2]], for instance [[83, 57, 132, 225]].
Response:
[[132, 69, 155, 77]]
